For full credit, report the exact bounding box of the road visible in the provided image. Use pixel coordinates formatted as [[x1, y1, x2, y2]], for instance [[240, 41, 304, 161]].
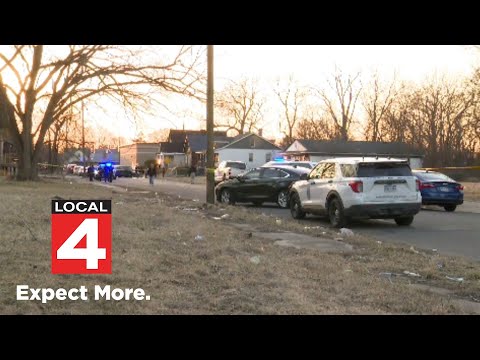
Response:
[[96, 176, 480, 261]]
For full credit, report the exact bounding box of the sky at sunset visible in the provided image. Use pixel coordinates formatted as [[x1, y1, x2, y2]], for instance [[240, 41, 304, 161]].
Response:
[[77, 46, 480, 142]]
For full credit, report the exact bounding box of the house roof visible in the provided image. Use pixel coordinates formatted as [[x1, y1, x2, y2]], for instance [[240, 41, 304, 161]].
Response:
[[217, 133, 281, 150], [159, 142, 185, 153], [286, 140, 423, 157], [185, 134, 235, 153]]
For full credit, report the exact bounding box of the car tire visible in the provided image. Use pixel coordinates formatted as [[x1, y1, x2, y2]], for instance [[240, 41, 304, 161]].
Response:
[[277, 190, 289, 209], [290, 193, 306, 219], [220, 189, 235, 205], [328, 197, 347, 228], [444, 205, 457, 212], [394, 216, 414, 226]]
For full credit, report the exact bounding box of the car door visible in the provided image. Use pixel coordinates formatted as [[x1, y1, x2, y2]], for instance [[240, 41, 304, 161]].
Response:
[[299, 163, 324, 209], [258, 167, 290, 200], [309, 162, 336, 210], [235, 168, 262, 201]]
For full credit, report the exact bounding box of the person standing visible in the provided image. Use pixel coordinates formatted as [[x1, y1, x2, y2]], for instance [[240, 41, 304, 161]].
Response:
[[87, 164, 95, 182], [161, 162, 167, 179], [189, 163, 197, 184], [147, 163, 156, 185]]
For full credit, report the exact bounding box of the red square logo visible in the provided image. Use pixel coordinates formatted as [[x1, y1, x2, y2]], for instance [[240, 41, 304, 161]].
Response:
[[52, 200, 112, 274]]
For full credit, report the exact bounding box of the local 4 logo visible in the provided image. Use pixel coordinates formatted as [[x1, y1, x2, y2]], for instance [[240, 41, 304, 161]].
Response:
[[51, 200, 112, 274]]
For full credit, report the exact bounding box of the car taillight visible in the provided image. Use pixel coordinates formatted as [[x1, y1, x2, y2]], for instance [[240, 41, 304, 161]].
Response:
[[457, 184, 464, 192], [415, 179, 420, 192], [419, 182, 435, 190], [349, 181, 363, 193]]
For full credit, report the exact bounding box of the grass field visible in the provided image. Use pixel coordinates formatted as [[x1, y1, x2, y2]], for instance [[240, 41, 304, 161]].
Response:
[[1, 177, 480, 314], [463, 182, 480, 201]]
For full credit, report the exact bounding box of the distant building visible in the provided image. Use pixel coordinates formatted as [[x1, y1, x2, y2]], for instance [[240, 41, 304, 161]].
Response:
[[157, 142, 187, 167], [215, 133, 282, 168], [119, 143, 158, 168], [0, 128, 17, 175], [284, 140, 424, 169]]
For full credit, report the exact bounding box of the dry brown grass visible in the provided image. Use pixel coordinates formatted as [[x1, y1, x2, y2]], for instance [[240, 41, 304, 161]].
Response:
[[463, 182, 480, 201], [1, 177, 479, 314]]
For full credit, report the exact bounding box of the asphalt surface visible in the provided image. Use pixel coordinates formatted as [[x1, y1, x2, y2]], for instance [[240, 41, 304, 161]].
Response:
[[90, 176, 480, 261]]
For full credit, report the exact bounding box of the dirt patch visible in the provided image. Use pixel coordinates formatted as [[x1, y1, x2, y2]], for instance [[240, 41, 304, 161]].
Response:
[[1, 177, 480, 314]]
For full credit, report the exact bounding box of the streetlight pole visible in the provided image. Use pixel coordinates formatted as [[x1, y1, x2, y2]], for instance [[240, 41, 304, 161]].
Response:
[[206, 45, 215, 204]]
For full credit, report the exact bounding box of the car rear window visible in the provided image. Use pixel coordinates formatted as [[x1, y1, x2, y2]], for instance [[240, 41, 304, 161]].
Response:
[[227, 162, 246, 170], [356, 163, 412, 177]]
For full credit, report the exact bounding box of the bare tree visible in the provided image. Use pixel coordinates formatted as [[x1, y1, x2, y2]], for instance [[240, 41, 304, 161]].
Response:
[[275, 76, 308, 145], [0, 45, 204, 180], [295, 106, 340, 140], [316, 69, 362, 141], [215, 78, 265, 135], [362, 72, 398, 142]]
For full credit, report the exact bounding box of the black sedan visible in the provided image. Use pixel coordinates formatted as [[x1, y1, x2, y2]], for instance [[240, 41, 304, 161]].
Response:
[[215, 166, 309, 208]]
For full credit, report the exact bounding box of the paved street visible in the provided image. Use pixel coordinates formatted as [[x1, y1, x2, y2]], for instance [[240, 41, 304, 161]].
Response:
[[92, 176, 480, 261]]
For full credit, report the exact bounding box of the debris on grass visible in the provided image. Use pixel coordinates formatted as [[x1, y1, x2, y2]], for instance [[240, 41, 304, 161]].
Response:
[[403, 271, 421, 277], [194, 235, 205, 241], [276, 219, 282, 225], [220, 214, 230, 219], [410, 246, 420, 254], [250, 256, 261, 264], [340, 228, 354, 237], [446, 276, 464, 282]]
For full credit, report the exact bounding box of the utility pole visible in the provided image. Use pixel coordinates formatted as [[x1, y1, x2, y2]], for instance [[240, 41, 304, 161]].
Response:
[[82, 101, 85, 172], [206, 45, 215, 204]]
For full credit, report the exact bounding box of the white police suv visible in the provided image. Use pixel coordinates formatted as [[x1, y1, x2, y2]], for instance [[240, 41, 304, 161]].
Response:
[[289, 157, 422, 227]]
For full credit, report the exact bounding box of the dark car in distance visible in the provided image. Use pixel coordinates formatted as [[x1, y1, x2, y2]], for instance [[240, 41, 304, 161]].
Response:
[[113, 165, 134, 178], [215, 165, 310, 208], [413, 170, 464, 212]]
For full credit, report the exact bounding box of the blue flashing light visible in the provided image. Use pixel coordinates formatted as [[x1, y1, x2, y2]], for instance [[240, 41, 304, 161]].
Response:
[[274, 157, 285, 162], [106, 162, 112, 167]]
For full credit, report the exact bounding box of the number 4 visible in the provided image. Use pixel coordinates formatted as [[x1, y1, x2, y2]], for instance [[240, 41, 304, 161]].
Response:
[[57, 219, 107, 269]]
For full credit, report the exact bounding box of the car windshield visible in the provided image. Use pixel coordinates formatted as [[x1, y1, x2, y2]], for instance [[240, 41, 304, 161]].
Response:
[[356, 163, 412, 177], [414, 172, 453, 182], [227, 162, 246, 170]]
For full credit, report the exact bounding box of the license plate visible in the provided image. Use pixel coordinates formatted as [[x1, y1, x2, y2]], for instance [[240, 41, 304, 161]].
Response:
[[384, 184, 396, 192], [438, 187, 450, 192]]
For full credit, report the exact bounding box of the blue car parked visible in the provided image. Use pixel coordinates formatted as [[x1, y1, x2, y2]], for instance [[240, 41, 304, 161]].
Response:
[[412, 170, 464, 212]]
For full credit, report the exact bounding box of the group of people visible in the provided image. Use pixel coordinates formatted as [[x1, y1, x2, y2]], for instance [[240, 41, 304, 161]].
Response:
[[146, 163, 197, 185], [87, 164, 113, 183]]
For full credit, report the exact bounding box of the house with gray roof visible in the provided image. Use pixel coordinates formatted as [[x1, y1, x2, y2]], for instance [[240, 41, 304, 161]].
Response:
[[284, 140, 424, 169], [215, 133, 282, 168]]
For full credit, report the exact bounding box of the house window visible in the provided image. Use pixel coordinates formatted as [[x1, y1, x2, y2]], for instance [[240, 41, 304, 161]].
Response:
[[249, 153, 254, 162], [266, 153, 272, 162]]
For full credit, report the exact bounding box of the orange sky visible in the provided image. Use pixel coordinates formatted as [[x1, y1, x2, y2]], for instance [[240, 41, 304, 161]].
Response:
[[114, 45, 477, 142]]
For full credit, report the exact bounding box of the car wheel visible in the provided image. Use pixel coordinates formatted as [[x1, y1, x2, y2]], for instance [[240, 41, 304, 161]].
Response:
[[394, 216, 414, 226], [277, 190, 289, 209], [220, 189, 235, 205], [290, 193, 306, 219], [444, 205, 457, 212], [252, 201, 263, 206], [328, 198, 347, 228]]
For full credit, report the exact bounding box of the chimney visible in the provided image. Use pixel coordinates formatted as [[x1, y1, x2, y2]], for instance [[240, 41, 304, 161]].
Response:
[[258, 128, 263, 137]]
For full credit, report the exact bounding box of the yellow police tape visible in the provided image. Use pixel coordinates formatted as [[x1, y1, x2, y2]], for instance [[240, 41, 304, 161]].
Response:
[[417, 166, 480, 171]]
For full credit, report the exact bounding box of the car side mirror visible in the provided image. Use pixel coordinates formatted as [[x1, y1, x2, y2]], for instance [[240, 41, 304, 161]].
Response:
[[300, 173, 308, 180]]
